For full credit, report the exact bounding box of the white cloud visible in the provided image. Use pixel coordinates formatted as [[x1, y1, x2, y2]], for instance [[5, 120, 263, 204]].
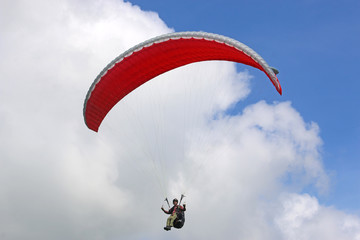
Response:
[[0, 0, 359, 239], [275, 193, 360, 240]]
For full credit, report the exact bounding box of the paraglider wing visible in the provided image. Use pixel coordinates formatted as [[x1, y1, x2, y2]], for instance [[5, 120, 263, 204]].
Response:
[[83, 31, 282, 132]]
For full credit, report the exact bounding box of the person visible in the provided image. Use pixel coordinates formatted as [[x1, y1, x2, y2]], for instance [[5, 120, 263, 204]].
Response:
[[161, 198, 186, 231]]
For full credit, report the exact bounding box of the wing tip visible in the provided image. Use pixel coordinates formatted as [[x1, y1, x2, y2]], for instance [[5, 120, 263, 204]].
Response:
[[270, 67, 279, 75]]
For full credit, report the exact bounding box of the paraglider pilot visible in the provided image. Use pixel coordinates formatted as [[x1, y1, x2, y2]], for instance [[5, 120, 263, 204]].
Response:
[[161, 198, 186, 231]]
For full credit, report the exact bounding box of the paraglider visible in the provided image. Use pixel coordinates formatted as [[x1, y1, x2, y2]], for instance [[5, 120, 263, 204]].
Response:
[[161, 196, 186, 230], [83, 31, 281, 230], [83, 31, 281, 132]]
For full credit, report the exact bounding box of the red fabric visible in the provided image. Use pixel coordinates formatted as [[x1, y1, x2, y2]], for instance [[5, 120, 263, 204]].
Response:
[[85, 37, 278, 132]]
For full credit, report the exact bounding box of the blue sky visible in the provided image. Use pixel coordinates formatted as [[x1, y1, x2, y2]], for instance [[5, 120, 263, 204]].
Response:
[[128, 0, 360, 212]]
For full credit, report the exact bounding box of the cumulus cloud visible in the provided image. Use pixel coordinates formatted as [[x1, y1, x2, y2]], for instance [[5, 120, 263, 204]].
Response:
[[0, 0, 359, 240], [275, 193, 360, 240]]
